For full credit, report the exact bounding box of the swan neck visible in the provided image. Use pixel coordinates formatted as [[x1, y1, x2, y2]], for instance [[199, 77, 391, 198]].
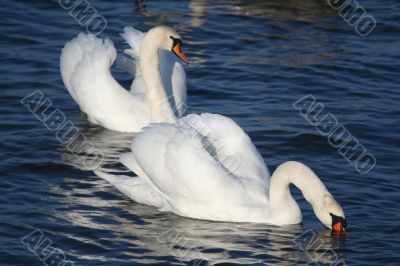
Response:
[[140, 35, 176, 123], [269, 161, 329, 213]]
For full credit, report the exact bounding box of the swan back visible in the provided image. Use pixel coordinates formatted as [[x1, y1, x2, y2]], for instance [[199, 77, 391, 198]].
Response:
[[128, 114, 270, 222], [60, 33, 115, 103], [60, 33, 150, 131]]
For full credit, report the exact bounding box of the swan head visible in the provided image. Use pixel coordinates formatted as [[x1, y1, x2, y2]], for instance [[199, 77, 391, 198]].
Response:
[[147, 26, 189, 64], [315, 194, 347, 234], [270, 161, 347, 233]]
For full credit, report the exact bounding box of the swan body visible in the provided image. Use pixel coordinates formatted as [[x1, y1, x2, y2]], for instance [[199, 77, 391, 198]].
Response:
[[95, 113, 346, 229], [60, 26, 187, 132]]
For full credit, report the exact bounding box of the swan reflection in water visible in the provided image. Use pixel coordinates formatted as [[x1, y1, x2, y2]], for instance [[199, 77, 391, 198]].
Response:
[[55, 125, 346, 264], [49, 169, 346, 265]]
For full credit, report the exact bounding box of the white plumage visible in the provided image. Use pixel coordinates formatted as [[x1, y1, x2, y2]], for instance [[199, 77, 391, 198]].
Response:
[[83, 26, 347, 230], [60, 26, 187, 132], [96, 113, 346, 228]]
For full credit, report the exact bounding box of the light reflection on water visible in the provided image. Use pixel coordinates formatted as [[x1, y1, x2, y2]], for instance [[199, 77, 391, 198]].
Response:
[[50, 176, 345, 265], [1, 0, 398, 265], [58, 125, 134, 172]]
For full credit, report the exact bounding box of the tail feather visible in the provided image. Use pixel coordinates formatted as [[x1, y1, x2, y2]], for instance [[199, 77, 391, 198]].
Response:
[[94, 171, 165, 208], [120, 152, 155, 189]]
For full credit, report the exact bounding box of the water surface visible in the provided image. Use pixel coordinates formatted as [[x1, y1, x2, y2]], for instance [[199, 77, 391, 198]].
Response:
[[1, 0, 399, 265]]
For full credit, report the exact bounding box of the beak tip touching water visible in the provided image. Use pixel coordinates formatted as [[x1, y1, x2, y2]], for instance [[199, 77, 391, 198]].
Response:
[[332, 221, 346, 234]]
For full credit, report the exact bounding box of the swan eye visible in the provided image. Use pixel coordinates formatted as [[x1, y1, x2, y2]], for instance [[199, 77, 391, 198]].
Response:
[[170, 36, 183, 49], [329, 213, 347, 225]]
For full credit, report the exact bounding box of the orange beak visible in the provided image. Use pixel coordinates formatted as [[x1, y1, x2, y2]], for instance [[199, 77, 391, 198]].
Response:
[[172, 43, 189, 65], [330, 213, 347, 235], [332, 221, 346, 234]]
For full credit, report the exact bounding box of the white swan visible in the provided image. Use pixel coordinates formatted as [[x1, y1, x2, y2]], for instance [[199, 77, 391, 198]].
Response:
[[60, 26, 188, 132], [95, 113, 347, 233]]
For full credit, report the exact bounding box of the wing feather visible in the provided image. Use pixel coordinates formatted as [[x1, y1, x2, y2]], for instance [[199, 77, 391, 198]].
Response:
[[130, 115, 269, 219]]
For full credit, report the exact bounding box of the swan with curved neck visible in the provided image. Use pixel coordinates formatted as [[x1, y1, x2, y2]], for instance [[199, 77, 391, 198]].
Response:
[[140, 26, 189, 123], [269, 161, 346, 232], [95, 114, 347, 234], [87, 26, 347, 233], [60, 26, 189, 132]]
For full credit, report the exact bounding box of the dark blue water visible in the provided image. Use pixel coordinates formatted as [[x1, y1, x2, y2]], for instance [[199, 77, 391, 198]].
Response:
[[1, 0, 399, 265]]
